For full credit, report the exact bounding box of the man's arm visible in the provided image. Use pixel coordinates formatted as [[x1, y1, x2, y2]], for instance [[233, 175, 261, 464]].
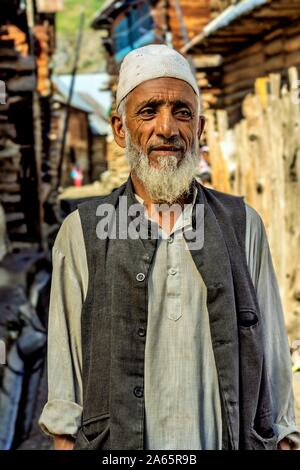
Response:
[[245, 205, 300, 450], [38, 210, 87, 447]]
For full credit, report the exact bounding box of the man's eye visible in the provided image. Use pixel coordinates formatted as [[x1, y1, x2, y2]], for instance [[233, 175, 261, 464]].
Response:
[[176, 109, 192, 118], [140, 108, 155, 117]]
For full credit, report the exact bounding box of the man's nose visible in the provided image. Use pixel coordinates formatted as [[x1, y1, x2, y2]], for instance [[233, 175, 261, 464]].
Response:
[[155, 109, 179, 139]]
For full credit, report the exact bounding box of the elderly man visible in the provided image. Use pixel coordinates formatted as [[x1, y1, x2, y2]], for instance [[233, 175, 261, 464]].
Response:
[[39, 45, 299, 450]]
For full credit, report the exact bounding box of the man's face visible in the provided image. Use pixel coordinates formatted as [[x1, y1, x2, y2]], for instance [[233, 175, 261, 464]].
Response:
[[111, 77, 205, 203], [123, 77, 201, 167]]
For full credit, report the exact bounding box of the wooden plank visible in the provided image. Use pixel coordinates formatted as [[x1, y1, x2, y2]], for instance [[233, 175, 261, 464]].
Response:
[[223, 51, 265, 74], [265, 54, 285, 72], [264, 38, 284, 56], [0, 183, 20, 193], [223, 89, 252, 107], [223, 64, 265, 85], [284, 35, 300, 53], [7, 75, 36, 93], [264, 28, 285, 42], [0, 124, 17, 139], [0, 193, 21, 203], [286, 50, 300, 68], [0, 146, 20, 159], [0, 172, 18, 183], [0, 48, 18, 58], [223, 78, 256, 95], [5, 212, 25, 223], [0, 55, 35, 72], [285, 23, 300, 37], [223, 42, 264, 65]]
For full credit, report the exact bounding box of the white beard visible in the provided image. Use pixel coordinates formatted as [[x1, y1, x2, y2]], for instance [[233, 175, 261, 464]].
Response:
[[125, 130, 199, 204]]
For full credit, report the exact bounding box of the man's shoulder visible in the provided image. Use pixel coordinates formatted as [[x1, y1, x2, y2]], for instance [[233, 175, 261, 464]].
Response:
[[53, 209, 84, 261], [201, 184, 244, 208], [244, 204, 265, 243], [245, 204, 263, 227], [200, 185, 246, 231], [77, 182, 127, 216], [205, 187, 264, 235]]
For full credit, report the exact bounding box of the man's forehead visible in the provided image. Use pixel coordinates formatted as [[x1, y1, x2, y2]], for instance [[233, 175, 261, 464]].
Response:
[[127, 77, 198, 107]]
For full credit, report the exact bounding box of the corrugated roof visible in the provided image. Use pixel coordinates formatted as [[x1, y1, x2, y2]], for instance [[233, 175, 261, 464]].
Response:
[[91, 0, 126, 28], [53, 73, 112, 115], [52, 73, 111, 136], [52, 76, 92, 113], [181, 0, 269, 54], [88, 113, 110, 136]]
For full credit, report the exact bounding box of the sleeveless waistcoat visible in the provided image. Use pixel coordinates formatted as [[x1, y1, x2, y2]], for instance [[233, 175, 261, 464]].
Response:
[[73, 177, 276, 450]]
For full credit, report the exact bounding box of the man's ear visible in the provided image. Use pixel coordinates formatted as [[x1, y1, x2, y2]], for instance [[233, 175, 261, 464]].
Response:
[[111, 111, 126, 148], [198, 115, 205, 139]]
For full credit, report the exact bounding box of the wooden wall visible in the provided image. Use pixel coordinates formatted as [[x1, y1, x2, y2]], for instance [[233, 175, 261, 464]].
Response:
[[153, 0, 211, 50], [219, 21, 300, 125]]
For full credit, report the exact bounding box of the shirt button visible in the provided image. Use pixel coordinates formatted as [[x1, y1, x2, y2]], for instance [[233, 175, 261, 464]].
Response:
[[169, 268, 177, 276], [167, 237, 174, 244], [136, 273, 145, 282], [138, 327, 146, 337], [134, 386, 143, 398]]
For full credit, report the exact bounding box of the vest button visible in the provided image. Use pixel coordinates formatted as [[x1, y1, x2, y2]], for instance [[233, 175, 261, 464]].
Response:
[[169, 268, 177, 276], [136, 272, 145, 282], [138, 327, 146, 337], [134, 386, 143, 398]]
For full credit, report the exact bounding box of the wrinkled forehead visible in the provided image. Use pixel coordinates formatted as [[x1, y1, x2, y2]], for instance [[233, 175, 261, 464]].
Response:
[[123, 77, 200, 113]]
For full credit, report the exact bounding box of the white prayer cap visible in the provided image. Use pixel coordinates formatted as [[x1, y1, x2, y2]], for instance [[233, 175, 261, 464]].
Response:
[[116, 44, 200, 110]]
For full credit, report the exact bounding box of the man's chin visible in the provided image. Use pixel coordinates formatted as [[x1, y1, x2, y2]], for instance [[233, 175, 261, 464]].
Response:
[[149, 154, 181, 170], [142, 183, 191, 205]]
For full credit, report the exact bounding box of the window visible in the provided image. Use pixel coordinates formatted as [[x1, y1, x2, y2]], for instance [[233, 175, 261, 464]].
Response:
[[114, 16, 131, 62], [113, 2, 155, 62]]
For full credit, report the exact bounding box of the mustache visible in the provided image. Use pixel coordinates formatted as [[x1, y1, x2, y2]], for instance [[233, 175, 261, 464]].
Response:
[[147, 136, 185, 154]]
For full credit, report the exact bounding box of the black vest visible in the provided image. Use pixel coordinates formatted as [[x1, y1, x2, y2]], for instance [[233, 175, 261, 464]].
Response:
[[73, 176, 277, 450]]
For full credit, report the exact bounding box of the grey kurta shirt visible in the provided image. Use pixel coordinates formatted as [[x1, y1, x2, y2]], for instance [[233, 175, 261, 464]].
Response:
[[39, 193, 300, 449]]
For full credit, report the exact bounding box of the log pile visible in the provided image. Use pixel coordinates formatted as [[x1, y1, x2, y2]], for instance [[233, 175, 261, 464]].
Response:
[[0, 8, 58, 248], [0, 24, 37, 244], [34, 22, 53, 97]]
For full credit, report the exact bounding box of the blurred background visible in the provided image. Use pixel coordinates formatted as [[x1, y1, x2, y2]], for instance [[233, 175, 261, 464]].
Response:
[[0, 0, 299, 449]]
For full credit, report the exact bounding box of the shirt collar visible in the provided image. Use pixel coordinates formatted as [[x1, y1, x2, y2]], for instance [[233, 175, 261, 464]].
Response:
[[134, 185, 198, 238]]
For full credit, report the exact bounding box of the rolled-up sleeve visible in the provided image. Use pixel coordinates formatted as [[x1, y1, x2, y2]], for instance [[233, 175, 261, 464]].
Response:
[[245, 204, 300, 448], [39, 210, 87, 438]]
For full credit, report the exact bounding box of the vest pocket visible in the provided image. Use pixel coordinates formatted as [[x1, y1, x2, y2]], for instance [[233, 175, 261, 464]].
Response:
[[237, 308, 259, 328], [74, 413, 110, 450], [249, 428, 277, 450]]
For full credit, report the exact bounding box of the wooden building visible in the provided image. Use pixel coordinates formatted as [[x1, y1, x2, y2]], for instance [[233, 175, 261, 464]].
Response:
[[0, 0, 62, 248], [91, 0, 220, 101], [182, 0, 300, 125], [52, 74, 109, 187]]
